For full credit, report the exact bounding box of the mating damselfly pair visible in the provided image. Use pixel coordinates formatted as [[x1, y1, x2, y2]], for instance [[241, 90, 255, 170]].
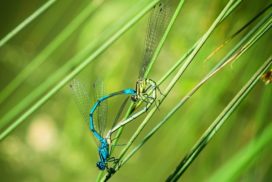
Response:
[[70, 0, 176, 173]]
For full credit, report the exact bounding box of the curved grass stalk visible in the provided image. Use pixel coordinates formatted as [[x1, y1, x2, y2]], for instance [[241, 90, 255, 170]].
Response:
[[157, 0, 244, 86], [0, 0, 159, 130], [0, 0, 57, 47], [0, 0, 140, 130], [0, 28, 105, 129], [204, 4, 272, 62], [120, 10, 272, 170], [105, 105, 150, 139], [207, 123, 272, 182], [211, 14, 272, 72], [117, 0, 239, 164], [101, 0, 242, 180], [0, 0, 160, 141], [143, 0, 184, 78], [107, 0, 184, 151], [98, 1, 244, 168], [166, 56, 272, 181], [96, 1, 184, 180], [0, 1, 102, 104]]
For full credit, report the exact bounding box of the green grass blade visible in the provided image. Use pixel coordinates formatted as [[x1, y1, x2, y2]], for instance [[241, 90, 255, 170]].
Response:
[[204, 4, 272, 62], [101, 0, 242, 180], [211, 12, 272, 72], [157, 0, 242, 85], [119, 0, 240, 162], [144, 0, 184, 78], [0, 0, 160, 141], [0, 1, 101, 104], [105, 0, 185, 160], [0, 1, 111, 129], [97, 0, 184, 179], [121, 47, 236, 166], [166, 56, 272, 181], [120, 9, 272, 166], [0, 0, 57, 47], [207, 122, 272, 182], [1, 1, 270, 181]]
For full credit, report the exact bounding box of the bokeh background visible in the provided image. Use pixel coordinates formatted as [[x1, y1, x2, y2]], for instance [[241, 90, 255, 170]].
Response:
[[0, 0, 271, 181]]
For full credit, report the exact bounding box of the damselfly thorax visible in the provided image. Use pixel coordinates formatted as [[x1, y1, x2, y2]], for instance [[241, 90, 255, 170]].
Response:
[[131, 78, 157, 104]]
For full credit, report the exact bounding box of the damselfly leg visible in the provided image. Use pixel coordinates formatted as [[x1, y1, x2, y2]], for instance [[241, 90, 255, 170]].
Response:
[[132, 78, 164, 111]]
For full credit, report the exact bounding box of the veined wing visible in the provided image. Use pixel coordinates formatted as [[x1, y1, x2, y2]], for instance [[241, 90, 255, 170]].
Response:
[[111, 96, 130, 129], [139, 0, 178, 79], [92, 79, 108, 137], [70, 79, 91, 128]]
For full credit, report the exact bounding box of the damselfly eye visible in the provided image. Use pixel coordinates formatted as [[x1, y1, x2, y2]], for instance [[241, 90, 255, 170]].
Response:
[[71, 0, 171, 174], [96, 162, 106, 170], [131, 95, 137, 102]]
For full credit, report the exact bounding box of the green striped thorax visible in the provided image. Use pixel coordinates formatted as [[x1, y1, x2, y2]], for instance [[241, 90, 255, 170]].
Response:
[[131, 78, 156, 103]]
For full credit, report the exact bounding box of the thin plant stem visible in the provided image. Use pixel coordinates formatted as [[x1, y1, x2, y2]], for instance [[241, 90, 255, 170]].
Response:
[[119, 0, 239, 163], [207, 123, 272, 182], [166, 56, 272, 181], [106, 105, 149, 139], [157, 0, 243, 86], [121, 15, 272, 165], [0, 1, 102, 104], [0, 0, 160, 141], [101, 1, 241, 180], [0, 0, 147, 130], [0, 0, 57, 47], [99, 3, 185, 178], [108, 0, 184, 150], [100, 1, 245, 165], [204, 4, 272, 62], [144, 0, 185, 78], [211, 12, 272, 72]]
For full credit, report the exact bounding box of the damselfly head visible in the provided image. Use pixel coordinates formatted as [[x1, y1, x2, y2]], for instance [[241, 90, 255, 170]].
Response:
[[131, 95, 138, 102], [136, 79, 147, 94], [96, 161, 106, 170]]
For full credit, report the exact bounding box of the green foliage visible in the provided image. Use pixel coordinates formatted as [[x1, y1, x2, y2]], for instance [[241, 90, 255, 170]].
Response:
[[0, 0, 271, 181]]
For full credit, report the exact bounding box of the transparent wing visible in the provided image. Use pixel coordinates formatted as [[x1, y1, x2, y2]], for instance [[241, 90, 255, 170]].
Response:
[[111, 96, 130, 129], [70, 79, 91, 126], [139, 0, 177, 78], [93, 79, 108, 137]]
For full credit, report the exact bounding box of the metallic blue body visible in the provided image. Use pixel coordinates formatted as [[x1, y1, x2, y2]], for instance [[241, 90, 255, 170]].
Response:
[[89, 89, 136, 170], [88, 0, 171, 171], [96, 138, 109, 170]]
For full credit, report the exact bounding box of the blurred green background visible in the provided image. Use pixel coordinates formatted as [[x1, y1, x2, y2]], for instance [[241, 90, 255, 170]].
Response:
[[0, 0, 271, 181]]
